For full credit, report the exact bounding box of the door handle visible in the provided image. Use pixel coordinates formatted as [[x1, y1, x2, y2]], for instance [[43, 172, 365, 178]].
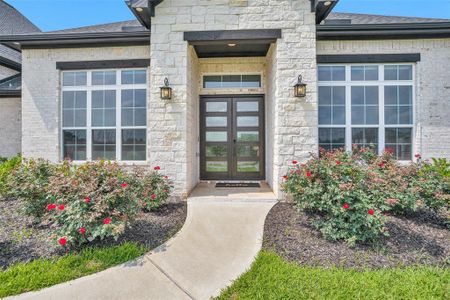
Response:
[[233, 139, 236, 144]]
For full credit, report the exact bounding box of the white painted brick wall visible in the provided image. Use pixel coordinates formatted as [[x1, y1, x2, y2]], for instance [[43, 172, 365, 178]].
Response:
[[21, 46, 150, 162], [317, 39, 450, 160], [0, 97, 21, 158]]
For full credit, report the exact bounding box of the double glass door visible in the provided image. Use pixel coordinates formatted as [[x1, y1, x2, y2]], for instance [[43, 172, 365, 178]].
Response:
[[200, 96, 265, 180]]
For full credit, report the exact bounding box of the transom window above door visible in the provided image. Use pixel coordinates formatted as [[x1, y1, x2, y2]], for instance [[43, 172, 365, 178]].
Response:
[[318, 64, 414, 161], [61, 69, 147, 161], [203, 74, 262, 89]]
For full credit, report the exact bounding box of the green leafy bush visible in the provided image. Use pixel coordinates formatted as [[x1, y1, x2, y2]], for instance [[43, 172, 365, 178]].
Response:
[[282, 148, 449, 245], [418, 157, 450, 209], [45, 161, 173, 247], [5, 159, 56, 219], [0, 155, 21, 196], [5, 160, 173, 248]]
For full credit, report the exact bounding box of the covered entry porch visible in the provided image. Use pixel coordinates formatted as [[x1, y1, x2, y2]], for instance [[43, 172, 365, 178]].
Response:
[[185, 29, 281, 197]]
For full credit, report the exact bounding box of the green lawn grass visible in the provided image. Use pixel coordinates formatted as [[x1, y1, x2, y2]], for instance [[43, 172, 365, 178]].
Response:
[[217, 251, 450, 300], [0, 242, 147, 298]]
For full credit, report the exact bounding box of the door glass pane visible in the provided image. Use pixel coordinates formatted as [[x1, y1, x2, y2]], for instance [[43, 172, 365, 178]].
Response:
[[206, 117, 227, 127], [237, 101, 259, 112], [206, 146, 227, 158], [237, 131, 259, 142], [237, 161, 260, 172], [206, 132, 227, 142], [237, 116, 259, 127], [237, 145, 259, 157], [206, 102, 227, 112], [206, 161, 228, 172]]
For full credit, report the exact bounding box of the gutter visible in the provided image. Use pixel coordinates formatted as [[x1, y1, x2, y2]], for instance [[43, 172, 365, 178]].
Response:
[[317, 22, 450, 40], [0, 31, 151, 49]]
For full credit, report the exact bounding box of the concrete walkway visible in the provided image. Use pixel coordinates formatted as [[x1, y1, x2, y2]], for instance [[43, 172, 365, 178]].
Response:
[[11, 183, 276, 300]]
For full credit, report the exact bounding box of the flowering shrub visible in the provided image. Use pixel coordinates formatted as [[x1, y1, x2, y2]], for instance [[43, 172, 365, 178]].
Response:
[[282, 148, 449, 245], [0, 155, 21, 196], [5, 159, 56, 218], [5, 160, 173, 247]]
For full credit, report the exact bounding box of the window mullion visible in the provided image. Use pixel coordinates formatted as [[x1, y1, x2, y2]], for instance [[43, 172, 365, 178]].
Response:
[[87, 71, 92, 161], [345, 66, 352, 152], [117, 83, 122, 161]]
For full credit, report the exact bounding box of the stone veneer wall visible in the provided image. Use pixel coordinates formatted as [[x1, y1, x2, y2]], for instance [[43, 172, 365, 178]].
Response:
[[186, 46, 200, 195], [317, 39, 450, 159], [266, 44, 277, 191], [151, 0, 317, 198], [0, 97, 21, 158], [21, 46, 150, 162]]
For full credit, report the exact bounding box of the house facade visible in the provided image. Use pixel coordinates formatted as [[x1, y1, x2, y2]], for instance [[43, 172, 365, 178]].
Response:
[[1, 0, 450, 198]]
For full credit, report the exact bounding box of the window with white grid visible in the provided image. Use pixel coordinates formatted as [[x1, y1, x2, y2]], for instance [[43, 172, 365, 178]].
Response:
[[61, 69, 147, 161], [318, 64, 414, 160]]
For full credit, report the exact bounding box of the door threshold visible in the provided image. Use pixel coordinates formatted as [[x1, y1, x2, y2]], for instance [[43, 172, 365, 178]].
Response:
[[215, 182, 261, 188]]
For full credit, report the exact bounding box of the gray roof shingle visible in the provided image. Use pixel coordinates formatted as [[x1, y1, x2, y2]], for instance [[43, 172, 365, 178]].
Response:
[[0, 0, 40, 34], [0, 0, 40, 65], [46, 20, 147, 34], [327, 12, 450, 24]]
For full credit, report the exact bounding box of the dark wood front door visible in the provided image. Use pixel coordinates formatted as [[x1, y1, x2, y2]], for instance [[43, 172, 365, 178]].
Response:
[[200, 95, 265, 180]]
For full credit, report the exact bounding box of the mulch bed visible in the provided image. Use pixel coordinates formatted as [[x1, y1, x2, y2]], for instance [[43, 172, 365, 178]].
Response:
[[0, 197, 187, 270], [263, 202, 450, 270]]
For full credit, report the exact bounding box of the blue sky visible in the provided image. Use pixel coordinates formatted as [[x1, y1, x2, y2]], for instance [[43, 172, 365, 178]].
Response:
[[6, 0, 450, 32]]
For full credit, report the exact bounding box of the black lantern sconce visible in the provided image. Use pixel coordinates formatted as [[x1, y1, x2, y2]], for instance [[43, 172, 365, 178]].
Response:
[[294, 75, 307, 98], [160, 77, 172, 100]]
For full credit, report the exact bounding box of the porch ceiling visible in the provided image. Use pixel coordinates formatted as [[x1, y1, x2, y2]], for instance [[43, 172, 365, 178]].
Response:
[[184, 29, 281, 58]]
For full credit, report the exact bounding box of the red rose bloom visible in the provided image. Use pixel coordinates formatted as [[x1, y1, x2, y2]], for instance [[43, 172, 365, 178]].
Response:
[[385, 148, 394, 154], [121, 183, 128, 188], [47, 203, 56, 211], [151, 194, 157, 200], [103, 217, 111, 225], [378, 163, 385, 168], [342, 203, 350, 209], [164, 176, 169, 179], [336, 160, 342, 165], [58, 237, 67, 246], [306, 171, 312, 178], [84, 197, 91, 203], [154, 166, 161, 170], [368, 209, 375, 216], [58, 204, 65, 211], [282, 175, 288, 180], [292, 160, 298, 165], [79, 227, 86, 235], [415, 154, 422, 159]]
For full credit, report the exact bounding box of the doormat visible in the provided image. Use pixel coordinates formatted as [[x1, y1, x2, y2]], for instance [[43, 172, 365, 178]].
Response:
[[216, 182, 261, 188]]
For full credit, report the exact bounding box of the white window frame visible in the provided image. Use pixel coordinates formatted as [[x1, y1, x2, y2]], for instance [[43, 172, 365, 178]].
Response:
[[60, 68, 148, 162], [318, 63, 415, 161]]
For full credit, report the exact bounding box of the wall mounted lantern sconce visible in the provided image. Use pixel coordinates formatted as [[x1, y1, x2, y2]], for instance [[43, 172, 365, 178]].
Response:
[[160, 77, 172, 100], [294, 75, 307, 98]]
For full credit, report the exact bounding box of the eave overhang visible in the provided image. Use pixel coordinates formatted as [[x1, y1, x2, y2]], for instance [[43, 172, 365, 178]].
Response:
[[311, 0, 339, 24], [317, 22, 450, 40], [0, 90, 20, 98], [0, 31, 151, 49], [184, 29, 282, 58], [126, 0, 164, 29]]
